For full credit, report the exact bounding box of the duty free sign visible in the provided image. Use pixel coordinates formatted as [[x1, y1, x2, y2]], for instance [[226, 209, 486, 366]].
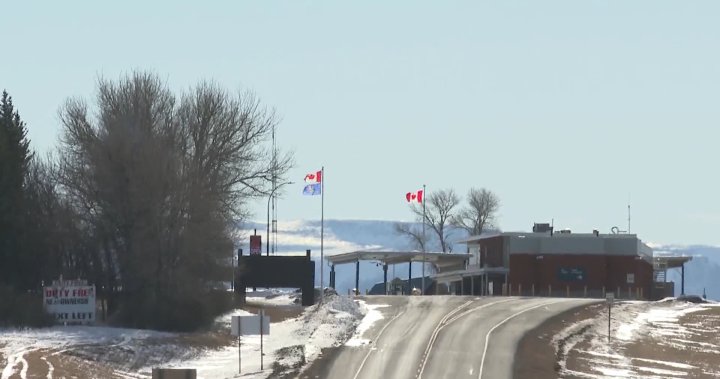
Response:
[[43, 284, 96, 324]]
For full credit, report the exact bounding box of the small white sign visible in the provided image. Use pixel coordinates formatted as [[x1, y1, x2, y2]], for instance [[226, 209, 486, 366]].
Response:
[[606, 293, 615, 304], [626, 273, 635, 284], [231, 315, 270, 336]]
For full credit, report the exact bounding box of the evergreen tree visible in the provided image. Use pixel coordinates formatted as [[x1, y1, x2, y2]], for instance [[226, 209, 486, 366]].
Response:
[[0, 90, 33, 288]]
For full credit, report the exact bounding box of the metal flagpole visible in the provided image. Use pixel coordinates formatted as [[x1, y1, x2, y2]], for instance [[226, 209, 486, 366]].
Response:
[[320, 166, 325, 303], [422, 184, 426, 295], [272, 125, 276, 255]]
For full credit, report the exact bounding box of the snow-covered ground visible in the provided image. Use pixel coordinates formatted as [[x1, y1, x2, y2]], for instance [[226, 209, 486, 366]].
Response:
[[150, 294, 364, 378], [344, 302, 389, 347], [0, 292, 368, 379], [553, 299, 720, 378], [0, 325, 179, 379], [245, 289, 299, 307]]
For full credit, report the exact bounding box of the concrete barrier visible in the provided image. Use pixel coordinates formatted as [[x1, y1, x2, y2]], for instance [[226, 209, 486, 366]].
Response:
[[152, 368, 197, 379]]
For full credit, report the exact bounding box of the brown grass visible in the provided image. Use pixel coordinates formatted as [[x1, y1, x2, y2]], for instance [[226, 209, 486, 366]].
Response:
[[515, 303, 720, 378], [514, 303, 602, 379], [623, 306, 720, 377]]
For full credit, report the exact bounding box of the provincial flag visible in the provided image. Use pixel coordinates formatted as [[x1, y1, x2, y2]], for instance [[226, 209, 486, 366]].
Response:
[[305, 170, 322, 183], [406, 190, 423, 203], [303, 183, 322, 196]]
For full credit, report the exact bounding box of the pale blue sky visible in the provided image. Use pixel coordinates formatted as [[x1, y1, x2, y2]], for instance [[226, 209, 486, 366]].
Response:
[[3, 1, 720, 245]]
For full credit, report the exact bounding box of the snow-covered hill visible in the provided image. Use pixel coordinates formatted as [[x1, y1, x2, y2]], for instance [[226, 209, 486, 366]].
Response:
[[239, 220, 720, 300]]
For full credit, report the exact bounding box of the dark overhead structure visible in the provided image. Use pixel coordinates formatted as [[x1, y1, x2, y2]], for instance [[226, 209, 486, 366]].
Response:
[[325, 250, 470, 295], [235, 249, 316, 306]]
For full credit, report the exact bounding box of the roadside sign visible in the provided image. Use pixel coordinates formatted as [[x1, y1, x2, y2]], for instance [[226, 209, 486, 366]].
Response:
[[43, 281, 96, 325], [606, 293, 614, 343], [231, 315, 270, 336], [558, 267, 586, 282], [234, 311, 269, 374], [250, 235, 262, 255]]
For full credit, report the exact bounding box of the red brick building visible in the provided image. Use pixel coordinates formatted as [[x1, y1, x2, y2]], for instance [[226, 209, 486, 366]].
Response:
[[449, 225, 667, 300]]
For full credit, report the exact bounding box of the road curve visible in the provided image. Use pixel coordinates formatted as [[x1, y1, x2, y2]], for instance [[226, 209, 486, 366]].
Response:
[[302, 295, 597, 379], [421, 297, 597, 379]]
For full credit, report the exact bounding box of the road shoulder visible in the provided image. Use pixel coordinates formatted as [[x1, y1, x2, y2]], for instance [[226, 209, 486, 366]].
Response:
[[513, 301, 599, 379]]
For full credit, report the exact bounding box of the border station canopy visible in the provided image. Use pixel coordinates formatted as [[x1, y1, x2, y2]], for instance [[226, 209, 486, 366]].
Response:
[[325, 249, 472, 295], [325, 250, 470, 271], [653, 255, 692, 268]]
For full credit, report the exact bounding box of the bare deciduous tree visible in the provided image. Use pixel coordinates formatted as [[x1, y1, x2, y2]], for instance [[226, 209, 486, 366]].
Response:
[[57, 72, 293, 330], [452, 188, 500, 236], [403, 188, 460, 253], [394, 222, 427, 252]]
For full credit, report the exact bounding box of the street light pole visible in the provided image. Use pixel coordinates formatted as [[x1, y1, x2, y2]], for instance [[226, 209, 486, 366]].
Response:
[[267, 181, 294, 256], [422, 184, 426, 295]]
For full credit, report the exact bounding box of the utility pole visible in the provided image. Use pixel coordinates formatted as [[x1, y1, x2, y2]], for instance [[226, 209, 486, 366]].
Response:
[[421, 184, 426, 295]]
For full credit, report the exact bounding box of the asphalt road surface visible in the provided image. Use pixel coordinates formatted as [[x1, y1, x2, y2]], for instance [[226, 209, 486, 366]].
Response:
[[302, 296, 597, 379]]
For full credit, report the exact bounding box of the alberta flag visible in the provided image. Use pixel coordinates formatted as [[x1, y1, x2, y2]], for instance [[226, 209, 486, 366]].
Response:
[[303, 183, 321, 196]]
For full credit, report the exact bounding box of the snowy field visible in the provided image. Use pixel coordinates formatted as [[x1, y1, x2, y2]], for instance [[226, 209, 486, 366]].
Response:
[[553, 298, 720, 378], [0, 292, 372, 379]]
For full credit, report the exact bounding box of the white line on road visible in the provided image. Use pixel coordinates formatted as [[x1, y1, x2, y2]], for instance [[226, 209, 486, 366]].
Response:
[[418, 299, 474, 372], [445, 298, 517, 325], [352, 308, 406, 379], [417, 298, 517, 379], [477, 299, 568, 379]]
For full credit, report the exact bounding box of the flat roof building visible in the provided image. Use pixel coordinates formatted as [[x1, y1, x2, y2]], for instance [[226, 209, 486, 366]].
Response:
[[451, 225, 689, 300], [325, 223, 691, 300]]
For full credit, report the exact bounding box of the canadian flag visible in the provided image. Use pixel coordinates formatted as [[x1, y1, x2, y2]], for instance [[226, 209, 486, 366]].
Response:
[[304, 170, 322, 183], [406, 190, 423, 203]]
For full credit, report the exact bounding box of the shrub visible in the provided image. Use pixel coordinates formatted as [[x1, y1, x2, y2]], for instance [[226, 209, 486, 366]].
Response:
[[0, 285, 55, 327], [109, 289, 236, 332]]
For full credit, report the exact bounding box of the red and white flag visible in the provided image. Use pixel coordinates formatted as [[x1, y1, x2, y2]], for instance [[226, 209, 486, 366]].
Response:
[[304, 170, 322, 183], [406, 190, 423, 203]]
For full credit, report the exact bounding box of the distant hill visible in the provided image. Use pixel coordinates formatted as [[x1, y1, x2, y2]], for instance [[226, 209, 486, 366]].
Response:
[[237, 220, 719, 300]]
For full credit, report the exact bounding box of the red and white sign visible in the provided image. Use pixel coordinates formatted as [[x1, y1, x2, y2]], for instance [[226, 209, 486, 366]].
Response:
[[43, 282, 96, 324], [250, 235, 262, 255]]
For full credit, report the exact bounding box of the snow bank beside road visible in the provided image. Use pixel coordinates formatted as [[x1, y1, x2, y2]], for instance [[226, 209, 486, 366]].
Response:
[[345, 302, 389, 347], [148, 294, 364, 379]]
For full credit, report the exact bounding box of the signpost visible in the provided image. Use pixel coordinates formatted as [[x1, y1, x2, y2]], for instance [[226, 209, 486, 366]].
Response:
[[231, 312, 270, 373], [606, 293, 614, 343]]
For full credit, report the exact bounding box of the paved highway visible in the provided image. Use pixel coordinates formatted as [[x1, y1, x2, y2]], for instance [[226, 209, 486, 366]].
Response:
[[303, 296, 597, 379]]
